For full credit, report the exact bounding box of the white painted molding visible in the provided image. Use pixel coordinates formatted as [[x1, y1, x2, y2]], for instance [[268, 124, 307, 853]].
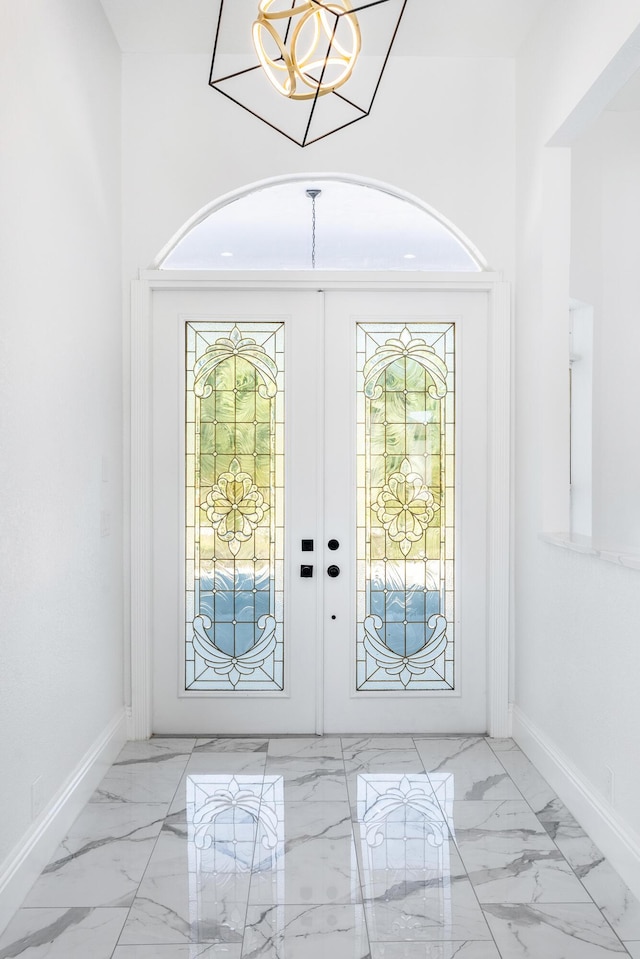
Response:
[[486, 281, 511, 737], [130, 272, 511, 736], [539, 531, 640, 571], [0, 708, 127, 936], [130, 280, 153, 740], [512, 705, 640, 903]]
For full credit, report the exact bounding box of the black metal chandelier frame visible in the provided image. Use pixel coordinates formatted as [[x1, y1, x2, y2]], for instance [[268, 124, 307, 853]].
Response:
[[209, 0, 408, 147]]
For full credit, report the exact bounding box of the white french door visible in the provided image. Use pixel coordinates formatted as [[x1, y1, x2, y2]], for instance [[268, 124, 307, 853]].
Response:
[[151, 287, 489, 734]]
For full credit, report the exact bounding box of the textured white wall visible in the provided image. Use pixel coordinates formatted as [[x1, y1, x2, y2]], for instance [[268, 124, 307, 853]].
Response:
[[515, 0, 640, 866], [0, 1, 124, 868]]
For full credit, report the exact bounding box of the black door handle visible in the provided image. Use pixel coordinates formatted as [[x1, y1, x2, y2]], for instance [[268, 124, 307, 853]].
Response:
[[327, 565, 340, 578]]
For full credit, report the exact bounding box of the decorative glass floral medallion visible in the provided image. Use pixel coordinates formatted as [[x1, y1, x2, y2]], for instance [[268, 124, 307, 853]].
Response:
[[185, 321, 284, 691], [356, 323, 455, 691]]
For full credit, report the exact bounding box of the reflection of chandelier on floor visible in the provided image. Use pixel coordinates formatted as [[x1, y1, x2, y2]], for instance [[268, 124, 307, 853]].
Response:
[[209, 0, 408, 147]]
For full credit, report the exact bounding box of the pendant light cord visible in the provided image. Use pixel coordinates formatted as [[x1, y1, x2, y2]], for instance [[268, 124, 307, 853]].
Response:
[[306, 188, 321, 270]]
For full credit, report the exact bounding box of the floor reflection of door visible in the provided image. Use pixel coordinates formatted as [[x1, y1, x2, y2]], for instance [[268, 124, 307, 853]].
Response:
[[151, 288, 488, 734], [183, 764, 456, 945]]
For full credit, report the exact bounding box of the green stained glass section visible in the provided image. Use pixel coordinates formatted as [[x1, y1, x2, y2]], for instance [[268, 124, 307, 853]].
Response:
[[185, 321, 284, 691], [356, 323, 455, 691]]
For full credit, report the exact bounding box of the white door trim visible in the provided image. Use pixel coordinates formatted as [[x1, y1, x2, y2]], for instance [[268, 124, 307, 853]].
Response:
[[129, 271, 511, 739]]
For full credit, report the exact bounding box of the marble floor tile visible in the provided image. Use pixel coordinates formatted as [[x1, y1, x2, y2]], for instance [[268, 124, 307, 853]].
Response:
[[483, 902, 629, 957], [267, 736, 344, 760], [579, 858, 640, 941], [415, 738, 523, 802], [242, 903, 370, 958], [7, 735, 640, 959], [263, 760, 350, 802], [484, 737, 518, 752], [525, 799, 640, 939], [533, 795, 587, 842], [250, 801, 360, 905], [370, 943, 502, 958], [119, 825, 252, 945], [363, 875, 493, 942], [24, 803, 167, 908], [343, 737, 419, 753], [183, 753, 268, 777], [351, 772, 441, 826], [119, 739, 197, 760], [194, 738, 268, 754], [169, 760, 268, 820], [91, 741, 192, 804], [256, 798, 354, 842], [342, 745, 424, 775], [485, 745, 556, 813], [451, 801, 590, 903], [353, 802, 457, 905], [113, 947, 242, 958], [0, 907, 128, 959]]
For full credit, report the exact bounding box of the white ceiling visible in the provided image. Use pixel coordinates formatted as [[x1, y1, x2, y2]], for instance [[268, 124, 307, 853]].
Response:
[[100, 0, 550, 58]]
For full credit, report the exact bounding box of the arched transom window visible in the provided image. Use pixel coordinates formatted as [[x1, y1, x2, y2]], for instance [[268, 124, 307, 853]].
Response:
[[158, 176, 486, 272]]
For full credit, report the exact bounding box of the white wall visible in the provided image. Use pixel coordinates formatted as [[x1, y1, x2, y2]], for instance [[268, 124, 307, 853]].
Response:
[[515, 0, 640, 896], [0, 0, 124, 913], [121, 54, 516, 280], [571, 109, 640, 549]]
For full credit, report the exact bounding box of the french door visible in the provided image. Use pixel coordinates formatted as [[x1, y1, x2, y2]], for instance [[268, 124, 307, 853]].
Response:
[[151, 287, 489, 734]]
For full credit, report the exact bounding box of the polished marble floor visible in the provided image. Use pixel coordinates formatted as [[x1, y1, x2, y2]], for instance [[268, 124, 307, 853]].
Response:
[[2, 736, 640, 958]]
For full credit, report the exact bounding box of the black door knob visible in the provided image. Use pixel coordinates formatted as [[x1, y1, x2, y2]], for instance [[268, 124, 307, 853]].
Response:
[[328, 539, 340, 551], [327, 565, 340, 578]]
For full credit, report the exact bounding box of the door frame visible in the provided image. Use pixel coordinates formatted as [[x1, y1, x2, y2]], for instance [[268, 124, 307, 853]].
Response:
[[129, 270, 511, 740]]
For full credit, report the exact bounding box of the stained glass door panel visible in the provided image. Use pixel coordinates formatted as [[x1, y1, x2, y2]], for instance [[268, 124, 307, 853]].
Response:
[[152, 290, 322, 734], [357, 322, 455, 691], [323, 291, 488, 733], [185, 321, 284, 691]]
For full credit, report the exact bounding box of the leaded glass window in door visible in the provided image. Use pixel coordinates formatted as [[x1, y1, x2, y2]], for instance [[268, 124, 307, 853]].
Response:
[[185, 321, 284, 690], [356, 323, 455, 690]]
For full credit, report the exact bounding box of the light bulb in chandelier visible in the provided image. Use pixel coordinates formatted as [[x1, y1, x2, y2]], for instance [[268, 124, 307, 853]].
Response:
[[252, 0, 362, 101]]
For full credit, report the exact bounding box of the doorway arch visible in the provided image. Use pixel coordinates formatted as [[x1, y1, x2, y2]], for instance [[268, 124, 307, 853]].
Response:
[[153, 173, 490, 273]]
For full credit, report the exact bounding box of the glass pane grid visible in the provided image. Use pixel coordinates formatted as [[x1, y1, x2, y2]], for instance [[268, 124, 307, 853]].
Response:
[[185, 321, 284, 691], [357, 322, 455, 692]]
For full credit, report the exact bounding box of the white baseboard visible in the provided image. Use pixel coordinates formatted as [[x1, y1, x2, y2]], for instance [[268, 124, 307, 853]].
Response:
[[512, 704, 640, 902], [0, 707, 128, 935]]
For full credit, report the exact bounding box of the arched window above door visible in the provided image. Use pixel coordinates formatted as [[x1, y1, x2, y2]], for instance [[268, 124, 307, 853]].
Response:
[[157, 175, 486, 272]]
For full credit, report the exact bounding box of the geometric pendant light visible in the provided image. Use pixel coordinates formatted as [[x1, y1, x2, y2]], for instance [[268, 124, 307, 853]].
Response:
[[209, 0, 408, 147]]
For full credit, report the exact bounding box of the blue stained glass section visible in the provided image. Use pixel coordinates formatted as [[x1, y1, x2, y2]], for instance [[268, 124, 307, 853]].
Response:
[[370, 590, 385, 618], [405, 589, 425, 621], [386, 591, 405, 621], [215, 591, 234, 622], [426, 591, 441, 617], [235, 624, 255, 656], [385, 624, 404, 655], [405, 623, 426, 657], [255, 591, 270, 620], [235, 591, 255, 622], [200, 594, 215, 619], [214, 623, 234, 653]]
